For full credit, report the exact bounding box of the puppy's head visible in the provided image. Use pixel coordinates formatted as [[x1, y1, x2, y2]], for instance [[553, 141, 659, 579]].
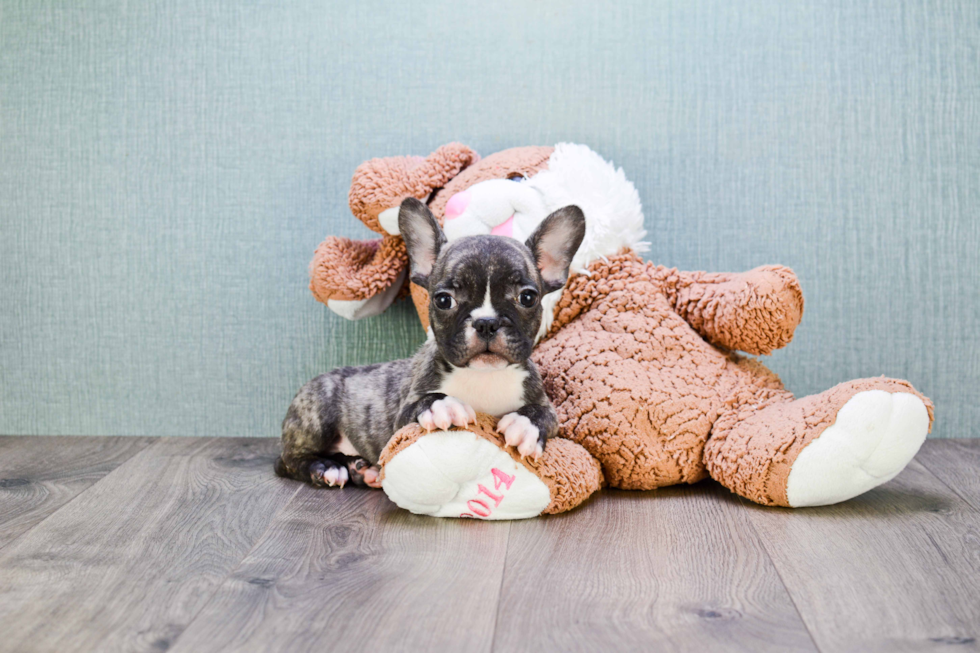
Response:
[[399, 198, 585, 370]]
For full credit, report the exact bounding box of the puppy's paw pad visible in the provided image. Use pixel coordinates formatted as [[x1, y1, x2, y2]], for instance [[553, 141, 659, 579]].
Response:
[[497, 413, 541, 459], [420, 396, 476, 430]]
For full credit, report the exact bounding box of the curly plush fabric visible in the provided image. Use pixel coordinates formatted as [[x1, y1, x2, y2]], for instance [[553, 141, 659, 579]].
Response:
[[534, 251, 933, 500], [663, 265, 804, 355], [536, 437, 606, 514], [349, 142, 479, 233], [309, 235, 408, 302], [537, 252, 743, 489]]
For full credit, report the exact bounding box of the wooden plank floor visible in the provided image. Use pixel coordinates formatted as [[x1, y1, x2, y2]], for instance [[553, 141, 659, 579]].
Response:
[[0, 438, 977, 653]]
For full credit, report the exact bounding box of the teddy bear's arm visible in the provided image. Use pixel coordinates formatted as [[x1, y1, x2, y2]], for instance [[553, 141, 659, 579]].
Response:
[[309, 234, 408, 319], [667, 266, 804, 355]]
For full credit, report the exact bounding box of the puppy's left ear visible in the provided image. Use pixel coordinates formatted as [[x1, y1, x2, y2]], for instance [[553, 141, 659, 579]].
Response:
[[399, 197, 447, 289], [525, 205, 586, 293]]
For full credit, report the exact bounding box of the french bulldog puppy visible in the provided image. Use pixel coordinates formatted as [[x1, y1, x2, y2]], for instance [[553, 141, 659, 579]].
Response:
[[274, 198, 586, 489]]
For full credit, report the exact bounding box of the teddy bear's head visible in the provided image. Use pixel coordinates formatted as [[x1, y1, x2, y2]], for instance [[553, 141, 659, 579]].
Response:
[[311, 143, 649, 334]]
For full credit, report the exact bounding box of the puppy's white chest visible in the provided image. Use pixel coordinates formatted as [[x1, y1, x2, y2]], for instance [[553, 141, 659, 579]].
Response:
[[438, 366, 528, 417]]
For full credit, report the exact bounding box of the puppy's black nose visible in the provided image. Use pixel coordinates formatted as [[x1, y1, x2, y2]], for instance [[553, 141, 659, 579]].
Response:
[[473, 317, 501, 340]]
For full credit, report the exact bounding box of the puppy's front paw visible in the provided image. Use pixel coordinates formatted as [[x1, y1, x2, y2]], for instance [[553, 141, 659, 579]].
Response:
[[497, 413, 544, 460], [418, 396, 477, 431]]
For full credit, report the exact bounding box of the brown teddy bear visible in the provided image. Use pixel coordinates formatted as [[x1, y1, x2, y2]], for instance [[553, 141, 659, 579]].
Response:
[[310, 143, 934, 519]]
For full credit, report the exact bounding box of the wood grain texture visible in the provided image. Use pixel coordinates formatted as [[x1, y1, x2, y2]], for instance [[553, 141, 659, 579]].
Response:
[[1, 438, 978, 652], [916, 439, 980, 512], [745, 460, 980, 652], [493, 484, 817, 653], [169, 486, 511, 653], [0, 437, 297, 653], [0, 436, 152, 550]]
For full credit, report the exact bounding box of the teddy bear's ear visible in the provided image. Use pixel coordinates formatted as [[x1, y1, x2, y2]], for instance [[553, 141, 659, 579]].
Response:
[[349, 143, 479, 235], [309, 144, 477, 321]]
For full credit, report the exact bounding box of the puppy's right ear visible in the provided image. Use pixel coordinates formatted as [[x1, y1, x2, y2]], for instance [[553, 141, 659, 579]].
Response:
[[525, 205, 586, 293], [398, 198, 447, 289]]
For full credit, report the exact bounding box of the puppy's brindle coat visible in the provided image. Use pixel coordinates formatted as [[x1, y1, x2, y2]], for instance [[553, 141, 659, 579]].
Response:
[[275, 198, 586, 488]]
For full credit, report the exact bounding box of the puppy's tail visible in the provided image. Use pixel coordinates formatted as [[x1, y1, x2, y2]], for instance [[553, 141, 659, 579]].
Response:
[[273, 455, 297, 480]]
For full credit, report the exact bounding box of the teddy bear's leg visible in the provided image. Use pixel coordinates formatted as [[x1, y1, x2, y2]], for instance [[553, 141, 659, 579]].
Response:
[[704, 378, 933, 507]]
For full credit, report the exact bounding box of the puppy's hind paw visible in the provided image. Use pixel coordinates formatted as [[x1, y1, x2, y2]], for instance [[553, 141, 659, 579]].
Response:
[[309, 460, 349, 488], [497, 413, 543, 461], [418, 396, 477, 431], [361, 465, 382, 489], [347, 458, 383, 489]]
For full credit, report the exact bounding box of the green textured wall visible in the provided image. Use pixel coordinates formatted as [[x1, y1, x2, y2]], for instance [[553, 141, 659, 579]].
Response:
[[1, 0, 977, 437]]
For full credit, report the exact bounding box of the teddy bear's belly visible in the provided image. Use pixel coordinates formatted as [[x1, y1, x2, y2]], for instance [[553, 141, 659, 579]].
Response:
[[534, 309, 746, 490]]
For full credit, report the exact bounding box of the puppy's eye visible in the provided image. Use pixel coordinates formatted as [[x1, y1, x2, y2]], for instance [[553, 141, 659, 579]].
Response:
[[518, 289, 538, 308], [433, 292, 457, 311]]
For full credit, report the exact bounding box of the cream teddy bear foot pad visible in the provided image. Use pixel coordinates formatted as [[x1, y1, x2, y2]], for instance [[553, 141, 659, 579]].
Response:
[[378, 415, 604, 519], [382, 430, 550, 519], [786, 390, 930, 507]]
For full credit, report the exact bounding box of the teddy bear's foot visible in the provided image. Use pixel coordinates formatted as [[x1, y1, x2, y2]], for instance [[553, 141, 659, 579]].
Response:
[[377, 415, 603, 519], [381, 429, 551, 519], [785, 390, 929, 507], [704, 377, 933, 507]]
